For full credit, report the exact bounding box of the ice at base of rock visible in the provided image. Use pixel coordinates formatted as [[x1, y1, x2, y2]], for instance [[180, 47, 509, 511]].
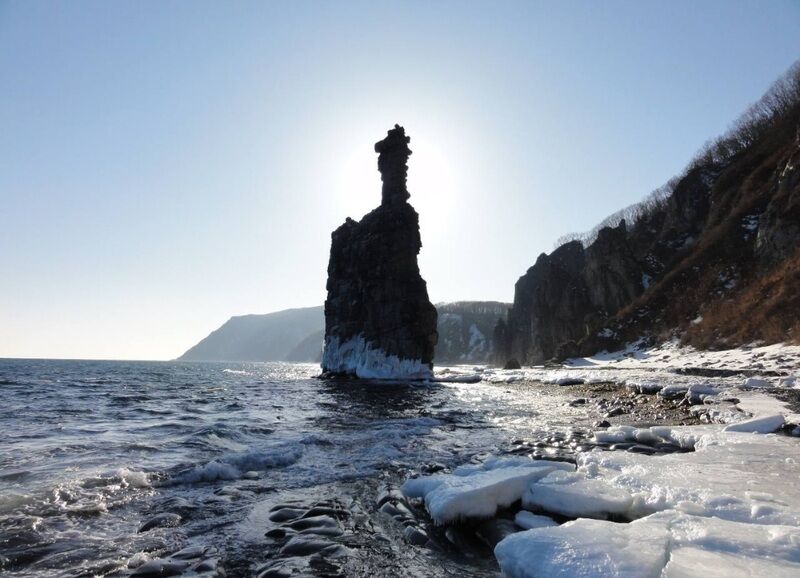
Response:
[[321, 334, 432, 380], [401, 458, 573, 525]]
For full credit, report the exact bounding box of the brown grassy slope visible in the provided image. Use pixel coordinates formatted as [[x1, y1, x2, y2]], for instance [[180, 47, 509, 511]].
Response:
[[685, 248, 800, 347], [593, 112, 800, 349]]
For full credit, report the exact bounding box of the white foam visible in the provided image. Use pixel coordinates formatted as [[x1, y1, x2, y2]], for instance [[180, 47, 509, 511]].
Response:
[[173, 445, 302, 484], [222, 369, 251, 375], [117, 468, 150, 488]]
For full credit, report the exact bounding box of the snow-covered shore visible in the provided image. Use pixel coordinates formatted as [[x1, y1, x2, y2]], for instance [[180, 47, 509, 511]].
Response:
[[437, 340, 800, 425], [420, 343, 800, 577]]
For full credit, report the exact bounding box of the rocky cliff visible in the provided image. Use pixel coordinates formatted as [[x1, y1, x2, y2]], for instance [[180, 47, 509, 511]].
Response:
[[498, 62, 800, 365], [436, 301, 510, 364], [321, 125, 438, 378]]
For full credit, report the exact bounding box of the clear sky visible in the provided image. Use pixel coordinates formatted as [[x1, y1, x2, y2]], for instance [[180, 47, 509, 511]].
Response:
[[1, 1, 799, 360]]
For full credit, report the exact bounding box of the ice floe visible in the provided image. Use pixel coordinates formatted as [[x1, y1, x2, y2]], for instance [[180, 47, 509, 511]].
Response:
[[723, 413, 785, 433], [495, 511, 800, 578], [425, 342, 800, 575], [406, 422, 800, 575], [401, 459, 573, 525], [523, 470, 633, 519], [495, 515, 669, 578], [513, 510, 558, 530]]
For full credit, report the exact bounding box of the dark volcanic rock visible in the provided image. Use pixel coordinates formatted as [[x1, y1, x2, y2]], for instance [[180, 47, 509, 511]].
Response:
[[505, 241, 594, 364], [321, 125, 438, 379], [498, 64, 800, 363], [435, 301, 510, 363]]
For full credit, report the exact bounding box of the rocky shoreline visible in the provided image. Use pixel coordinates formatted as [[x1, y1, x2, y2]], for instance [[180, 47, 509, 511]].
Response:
[[392, 366, 800, 578], [252, 378, 710, 577], [64, 357, 796, 578]]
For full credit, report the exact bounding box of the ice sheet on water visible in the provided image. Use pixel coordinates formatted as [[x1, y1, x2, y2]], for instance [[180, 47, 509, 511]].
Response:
[[408, 419, 800, 575], [523, 470, 633, 519], [593, 424, 715, 449], [401, 458, 574, 525], [723, 413, 785, 433], [579, 428, 800, 525], [407, 422, 800, 528], [495, 511, 800, 578]]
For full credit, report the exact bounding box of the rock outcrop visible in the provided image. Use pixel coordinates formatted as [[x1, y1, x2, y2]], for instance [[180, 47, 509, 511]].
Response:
[[321, 125, 438, 379], [497, 62, 800, 365], [435, 301, 510, 364]]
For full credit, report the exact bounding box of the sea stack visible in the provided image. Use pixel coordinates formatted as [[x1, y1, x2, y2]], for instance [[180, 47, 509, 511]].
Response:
[[321, 125, 438, 379]]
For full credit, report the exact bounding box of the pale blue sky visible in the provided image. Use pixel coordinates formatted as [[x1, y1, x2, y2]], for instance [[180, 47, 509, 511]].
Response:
[[1, 1, 798, 359]]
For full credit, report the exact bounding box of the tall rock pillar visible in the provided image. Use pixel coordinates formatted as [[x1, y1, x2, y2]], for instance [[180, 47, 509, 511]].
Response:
[[321, 125, 438, 379]]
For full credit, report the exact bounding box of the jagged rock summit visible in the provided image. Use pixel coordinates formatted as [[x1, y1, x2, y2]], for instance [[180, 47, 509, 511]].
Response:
[[321, 125, 438, 379]]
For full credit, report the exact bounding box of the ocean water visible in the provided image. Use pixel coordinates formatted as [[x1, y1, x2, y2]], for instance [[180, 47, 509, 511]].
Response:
[[0, 359, 593, 577]]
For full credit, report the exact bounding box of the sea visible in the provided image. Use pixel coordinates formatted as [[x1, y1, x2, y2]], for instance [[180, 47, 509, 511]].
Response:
[[0, 359, 595, 577]]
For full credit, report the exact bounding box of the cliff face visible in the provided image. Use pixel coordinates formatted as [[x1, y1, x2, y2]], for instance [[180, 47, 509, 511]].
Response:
[[436, 301, 510, 364], [499, 64, 800, 364], [321, 125, 438, 378]]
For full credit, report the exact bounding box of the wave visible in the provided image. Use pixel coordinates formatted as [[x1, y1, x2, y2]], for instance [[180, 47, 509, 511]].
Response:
[[169, 443, 303, 484], [222, 369, 251, 375]]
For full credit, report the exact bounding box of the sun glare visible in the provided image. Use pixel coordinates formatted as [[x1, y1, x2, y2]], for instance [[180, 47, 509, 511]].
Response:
[[337, 129, 455, 227]]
